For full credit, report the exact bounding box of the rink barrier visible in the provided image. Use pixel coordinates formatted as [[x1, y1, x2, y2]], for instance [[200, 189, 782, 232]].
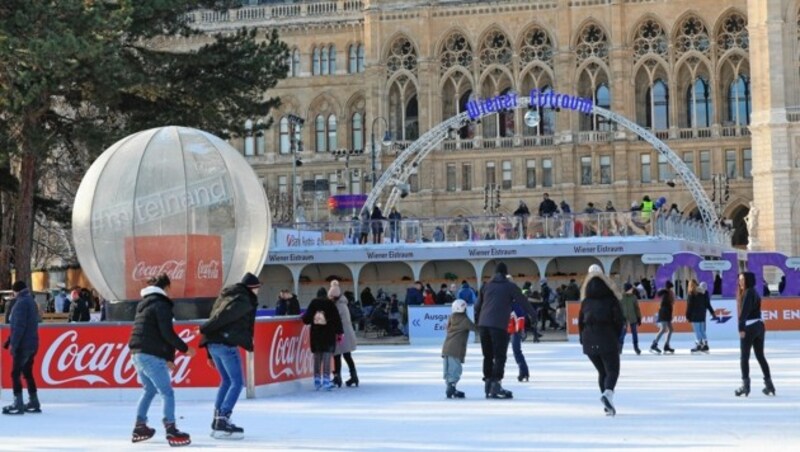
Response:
[[565, 297, 800, 340], [0, 317, 312, 402]]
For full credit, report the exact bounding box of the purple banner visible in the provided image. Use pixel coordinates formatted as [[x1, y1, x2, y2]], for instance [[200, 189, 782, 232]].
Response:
[[328, 194, 367, 211]]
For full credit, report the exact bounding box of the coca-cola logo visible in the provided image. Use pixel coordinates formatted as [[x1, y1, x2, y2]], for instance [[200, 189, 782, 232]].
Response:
[[268, 324, 312, 380], [197, 259, 220, 280], [132, 259, 186, 282], [40, 329, 195, 386]]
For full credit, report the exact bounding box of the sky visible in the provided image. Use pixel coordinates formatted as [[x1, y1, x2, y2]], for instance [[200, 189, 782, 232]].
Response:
[[0, 332, 798, 451]]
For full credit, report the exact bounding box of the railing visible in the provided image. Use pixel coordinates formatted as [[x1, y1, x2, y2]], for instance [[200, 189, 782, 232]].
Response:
[[678, 127, 712, 139], [271, 211, 732, 249], [577, 130, 613, 143], [787, 107, 800, 122], [188, 0, 364, 25], [720, 125, 751, 137]]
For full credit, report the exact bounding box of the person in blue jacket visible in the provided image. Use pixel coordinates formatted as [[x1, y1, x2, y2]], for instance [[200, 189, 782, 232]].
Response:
[[2, 281, 41, 415]]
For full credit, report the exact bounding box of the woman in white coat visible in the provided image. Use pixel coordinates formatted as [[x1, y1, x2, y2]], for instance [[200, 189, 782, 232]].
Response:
[[330, 281, 359, 387]]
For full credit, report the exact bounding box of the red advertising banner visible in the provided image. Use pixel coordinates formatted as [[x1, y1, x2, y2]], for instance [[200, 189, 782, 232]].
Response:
[[760, 298, 800, 331], [124, 234, 223, 299], [0, 324, 220, 389], [252, 319, 313, 386]]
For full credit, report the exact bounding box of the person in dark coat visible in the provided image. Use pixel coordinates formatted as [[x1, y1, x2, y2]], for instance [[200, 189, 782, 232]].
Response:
[[302, 288, 344, 391], [735, 272, 775, 397], [686, 280, 716, 354], [69, 288, 92, 322], [513, 200, 531, 238], [2, 281, 41, 415], [370, 204, 385, 244], [578, 265, 624, 416], [649, 281, 675, 354], [618, 283, 642, 355], [436, 284, 453, 305], [388, 207, 402, 243], [538, 193, 558, 217], [199, 272, 261, 439], [360, 287, 376, 316], [474, 262, 536, 399], [510, 280, 535, 382], [405, 281, 424, 306], [128, 273, 195, 446]]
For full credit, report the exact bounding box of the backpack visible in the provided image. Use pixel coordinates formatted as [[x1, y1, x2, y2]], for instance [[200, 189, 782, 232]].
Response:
[[313, 310, 327, 325]]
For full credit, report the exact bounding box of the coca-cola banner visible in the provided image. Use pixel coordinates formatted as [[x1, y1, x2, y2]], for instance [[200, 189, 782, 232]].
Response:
[[124, 234, 223, 300], [1, 323, 222, 389], [252, 319, 313, 386]]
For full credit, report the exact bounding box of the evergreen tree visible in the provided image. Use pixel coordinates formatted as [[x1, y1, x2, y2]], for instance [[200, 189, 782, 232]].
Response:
[[0, 0, 289, 285]]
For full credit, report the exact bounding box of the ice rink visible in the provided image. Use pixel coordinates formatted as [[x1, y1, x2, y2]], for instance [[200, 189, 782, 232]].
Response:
[[0, 334, 798, 451]]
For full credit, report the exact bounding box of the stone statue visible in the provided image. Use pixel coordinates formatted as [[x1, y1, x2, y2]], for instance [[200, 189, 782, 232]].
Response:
[[745, 202, 759, 250]]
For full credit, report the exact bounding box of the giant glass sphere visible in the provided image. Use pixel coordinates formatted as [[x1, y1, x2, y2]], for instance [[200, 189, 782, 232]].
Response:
[[73, 126, 270, 318]]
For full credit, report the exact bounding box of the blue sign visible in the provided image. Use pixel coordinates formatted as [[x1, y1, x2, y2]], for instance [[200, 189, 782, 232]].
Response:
[[407, 305, 475, 345], [466, 89, 594, 120]]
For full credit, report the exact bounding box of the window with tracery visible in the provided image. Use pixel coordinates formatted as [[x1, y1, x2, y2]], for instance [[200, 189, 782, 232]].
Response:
[[687, 78, 712, 128], [728, 75, 751, 126], [440, 32, 473, 75], [633, 20, 667, 62], [717, 13, 748, 51], [441, 71, 474, 138], [675, 16, 710, 57], [388, 75, 419, 141], [478, 29, 513, 69], [351, 112, 364, 152], [519, 26, 553, 67], [575, 23, 608, 65], [646, 80, 670, 129], [386, 37, 418, 77]]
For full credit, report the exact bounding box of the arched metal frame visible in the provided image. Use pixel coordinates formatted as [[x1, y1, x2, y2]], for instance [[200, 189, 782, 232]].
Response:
[[361, 95, 725, 244]]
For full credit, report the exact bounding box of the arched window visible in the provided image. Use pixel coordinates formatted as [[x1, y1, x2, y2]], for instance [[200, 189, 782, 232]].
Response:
[[349, 45, 357, 74], [458, 90, 474, 139], [537, 86, 557, 136], [328, 45, 336, 74], [357, 44, 365, 72], [351, 112, 364, 151], [291, 49, 300, 77], [244, 119, 254, 156], [321, 47, 329, 75], [279, 117, 290, 154], [728, 75, 751, 125], [315, 115, 326, 152], [327, 115, 338, 150], [255, 119, 265, 155], [595, 84, 611, 131], [646, 80, 669, 129], [687, 78, 712, 128], [405, 95, 418, 140], [312, 48, 320, 75]]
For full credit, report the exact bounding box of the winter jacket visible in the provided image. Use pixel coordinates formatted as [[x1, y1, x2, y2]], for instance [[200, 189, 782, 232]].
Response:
[[334, 295, 357, 355], [656, 288, 674, 322], [128, 287, 189, 362], [69, 295, 91, 322], [563, 282, 581, 301], [405, 287, 423, 306], [685, 291, 714, 323], [436, 289, 453, 305], [475, 273, 535, 330], [441, 312, 477, 363], [200, 283, 257, 352], [619, 293, 642, 325], [538, 198, 558, 217], [8, 289, 39, 353], [578, 280, 624, 356], [456, 284, 476, 305], [738, 272, 762, 332], [360, 289, 376, 307], [302, 297, 344, 353]]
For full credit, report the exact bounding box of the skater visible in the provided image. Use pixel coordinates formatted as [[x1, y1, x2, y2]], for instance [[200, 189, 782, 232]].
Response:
[[2, 281, 41, 415], [686, 280, 716, 354], [509, 279, 533, 381], [735, 272, 775, 397], [128, 273, 195, 446], [441, 299, 476, 398], [330, 281, 359, 388], [474, 262, 536, 399], [578, 265, 624, 416], [650, 281, 675, 354], [619, 283, 642, 355], [302, 288, 343, 391], [199, 272, 261, 439]]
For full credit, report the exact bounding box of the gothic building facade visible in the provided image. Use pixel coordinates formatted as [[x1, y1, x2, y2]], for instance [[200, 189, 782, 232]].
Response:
[[181, 0, 800, 256]]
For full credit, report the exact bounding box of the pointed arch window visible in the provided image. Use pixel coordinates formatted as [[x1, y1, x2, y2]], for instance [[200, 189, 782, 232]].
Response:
[[321, 47, 329, 75], [244, 119, 255, 156], [594, 84, 612, 131], [291, 49, 300, 77], [728, 75, 751, 126], [351, 113, 364, 151], [312, 48, 320, 75], [646, 80, 670, 129], [328, 45, 336, 74], [687, 78, 712, 128], [536, 86, 557, 136], [279, 117, 290, 154], [357, 44, 365, 72], [315, 115, 326, 152], [349, 45, 357, 74], [327, 115, 338, 150]]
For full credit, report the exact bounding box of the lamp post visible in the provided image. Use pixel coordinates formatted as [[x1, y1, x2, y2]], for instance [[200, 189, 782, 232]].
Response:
[[371, 116, 392, 188], [287, 114, 305, 222]]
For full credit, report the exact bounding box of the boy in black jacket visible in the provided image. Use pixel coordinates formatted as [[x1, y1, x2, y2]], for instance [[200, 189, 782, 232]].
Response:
[[200, 272, 261, 439]]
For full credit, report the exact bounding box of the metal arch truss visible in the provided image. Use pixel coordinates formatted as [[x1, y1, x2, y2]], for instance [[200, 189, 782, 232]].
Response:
[[362, 99, 724, 244]]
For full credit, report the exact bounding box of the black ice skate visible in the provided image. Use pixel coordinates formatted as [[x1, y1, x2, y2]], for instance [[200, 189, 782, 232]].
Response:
[[24, 393, 41, 413], [488, 380, 513, 399], [164, 422, 191, 447], [649, 343, 661, 355], [2, 395, 24, 415], [663, 345, 675, 354], [131, 423, 155, 443], [690, 342, 703, 354], [735, 378, 751, 397], [211, 414, 244, 440], [763, 378, 776, 396]]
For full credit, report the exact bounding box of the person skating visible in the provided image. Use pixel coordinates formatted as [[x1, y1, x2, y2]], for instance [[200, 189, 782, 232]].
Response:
[[686, 280, 716, 354], [508, 275, 533, 381], [619, 283, 642, 355], [578, 265, 624, 416], [474, 262, 536, 399], [735, 272, 775, 397], [330, 281, 359, 388], [199, 272, 261, 440], [650, 281, 675, 354], [441, 299, 477, 398], [128, 273, 195, 446], [302, 288, 344, 391], [2, 281, 41, 415]]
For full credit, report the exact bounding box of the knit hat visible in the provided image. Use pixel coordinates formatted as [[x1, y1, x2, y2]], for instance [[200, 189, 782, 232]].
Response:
[[241, 272, 261, 288], [328, 280, 341, 298], [580, 264, 621, 301], [495, 262, 508, 275], [11, 281, 27, 292]]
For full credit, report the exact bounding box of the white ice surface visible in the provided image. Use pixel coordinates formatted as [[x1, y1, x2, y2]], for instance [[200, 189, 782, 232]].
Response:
[[0, 334, 798, 451]]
